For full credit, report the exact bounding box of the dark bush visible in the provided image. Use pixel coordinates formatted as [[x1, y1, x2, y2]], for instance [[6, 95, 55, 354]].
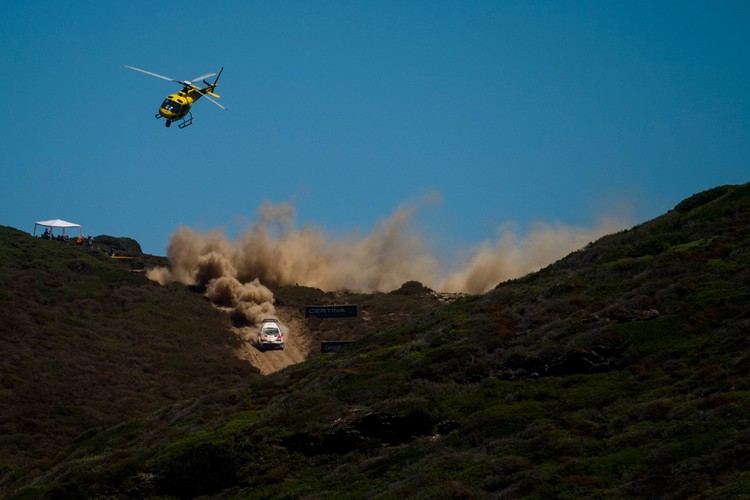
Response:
[[154, 442, 238, 497]]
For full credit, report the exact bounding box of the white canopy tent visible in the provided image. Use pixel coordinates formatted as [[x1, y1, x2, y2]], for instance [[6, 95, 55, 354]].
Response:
[[34, 219, 83, 238]]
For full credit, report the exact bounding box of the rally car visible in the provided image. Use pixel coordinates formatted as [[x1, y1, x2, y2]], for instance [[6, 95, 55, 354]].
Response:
[[258, 318, 285, 351]]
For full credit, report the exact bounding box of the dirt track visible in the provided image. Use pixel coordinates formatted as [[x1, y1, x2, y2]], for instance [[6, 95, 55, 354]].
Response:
[[231, 311, 312, 375], [229, 283, 462, 375]]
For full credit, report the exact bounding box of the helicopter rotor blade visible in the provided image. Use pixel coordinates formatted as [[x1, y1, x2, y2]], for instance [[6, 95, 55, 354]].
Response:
[[189, 73, 216, 84], [195, 89, 228, 110], [124, 65, 183, 84], [126, 64, 228, 110]]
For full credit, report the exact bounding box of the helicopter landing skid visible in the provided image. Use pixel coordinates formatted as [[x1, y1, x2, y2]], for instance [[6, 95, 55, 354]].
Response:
[[154, 111, 193, 129], [177, 112, 193, 129]]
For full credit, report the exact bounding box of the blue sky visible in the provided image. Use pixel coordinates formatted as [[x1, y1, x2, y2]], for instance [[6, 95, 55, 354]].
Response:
[[2, 1, 748, 257]]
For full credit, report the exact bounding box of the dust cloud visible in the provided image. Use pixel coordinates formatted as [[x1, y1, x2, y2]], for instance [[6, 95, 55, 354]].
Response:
[[440, 217, 625, 293], [147, 200, 627, 321]]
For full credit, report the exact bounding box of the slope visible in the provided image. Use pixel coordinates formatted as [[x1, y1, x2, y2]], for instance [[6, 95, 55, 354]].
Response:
[[232, 281, 458, 374], [0, 228, 453, 494], [5, 183, 750, 498], [0, 228, 259, 476]]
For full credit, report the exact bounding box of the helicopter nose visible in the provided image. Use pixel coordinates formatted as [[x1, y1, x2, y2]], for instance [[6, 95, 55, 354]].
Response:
[[159, 107, 177, 119]]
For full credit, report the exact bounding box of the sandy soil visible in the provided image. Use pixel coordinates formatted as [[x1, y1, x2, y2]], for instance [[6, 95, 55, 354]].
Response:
[[231, 310, 313, 375], [229, 283, 463, 375]]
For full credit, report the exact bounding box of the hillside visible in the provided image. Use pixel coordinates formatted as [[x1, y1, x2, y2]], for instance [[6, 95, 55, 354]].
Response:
[[0, 229, 258, 471], [3, 183, 750, 498], [0, 227, 450, 493]]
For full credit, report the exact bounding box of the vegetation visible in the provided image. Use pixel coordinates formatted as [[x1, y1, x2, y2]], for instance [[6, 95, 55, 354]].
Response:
[[2, 183, 749, 498], [0, 229, 258, 484]]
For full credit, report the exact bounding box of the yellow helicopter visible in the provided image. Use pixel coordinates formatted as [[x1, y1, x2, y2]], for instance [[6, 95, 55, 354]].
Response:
[[124, 65, 227, 128]]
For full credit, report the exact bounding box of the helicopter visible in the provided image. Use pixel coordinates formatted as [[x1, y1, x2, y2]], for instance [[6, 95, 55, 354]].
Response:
[[124, 65, 227, 128]]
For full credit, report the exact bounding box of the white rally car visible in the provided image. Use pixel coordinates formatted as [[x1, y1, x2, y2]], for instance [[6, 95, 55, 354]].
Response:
[[258, 318, 285, 351]]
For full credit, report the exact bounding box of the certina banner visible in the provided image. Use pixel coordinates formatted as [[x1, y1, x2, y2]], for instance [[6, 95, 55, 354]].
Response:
[[304, 305, 358, 318]]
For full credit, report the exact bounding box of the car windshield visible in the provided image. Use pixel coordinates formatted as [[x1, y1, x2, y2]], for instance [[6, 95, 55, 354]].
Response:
[[263, 328, 280, 335], [161, 99, 182, 113]]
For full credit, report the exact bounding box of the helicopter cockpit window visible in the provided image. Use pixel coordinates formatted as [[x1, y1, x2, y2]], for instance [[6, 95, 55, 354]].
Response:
[[161, 99, 182, 114]]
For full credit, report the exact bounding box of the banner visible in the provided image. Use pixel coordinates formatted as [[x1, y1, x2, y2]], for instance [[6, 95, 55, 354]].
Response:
[[305, 305, 358, 318]]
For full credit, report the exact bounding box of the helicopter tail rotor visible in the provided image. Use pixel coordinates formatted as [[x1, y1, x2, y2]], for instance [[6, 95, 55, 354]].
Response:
[[203, 67, 224, 87], [197, 67, 226, 109]]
